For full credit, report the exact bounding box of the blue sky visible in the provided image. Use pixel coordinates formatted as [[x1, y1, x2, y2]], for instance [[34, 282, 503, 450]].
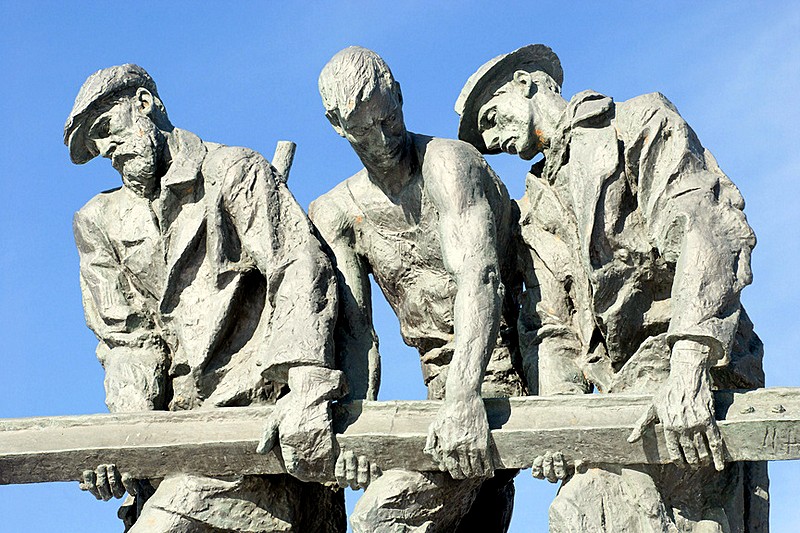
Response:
[[0, 1, 798, 531]]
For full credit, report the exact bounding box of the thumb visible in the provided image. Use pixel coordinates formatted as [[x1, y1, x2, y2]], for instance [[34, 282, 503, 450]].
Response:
[[424, 424, 439, 459], [256, 414, 280, 455], [628, 404, 658, 443]]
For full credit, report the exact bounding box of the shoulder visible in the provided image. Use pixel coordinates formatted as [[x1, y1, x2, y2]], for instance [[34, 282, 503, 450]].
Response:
[[202, 143, 268, 178], [417, 134, 486, 173], [621, 91, 679, 112], [74, 187, 124, 227], [309, 174, 361, 236], [615, 92, 686, 129], [416, 134, 492, 203]]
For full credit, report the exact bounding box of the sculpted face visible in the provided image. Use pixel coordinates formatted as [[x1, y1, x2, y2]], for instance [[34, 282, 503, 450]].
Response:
[[478, 82, 540, 160], [337, 87, 408, 170], [86, 95, 163, 197]]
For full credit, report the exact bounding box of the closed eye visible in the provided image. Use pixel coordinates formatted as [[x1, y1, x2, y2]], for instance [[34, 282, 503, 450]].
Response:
[[88, 116, 111, 139], [479, 108, 497, 130]]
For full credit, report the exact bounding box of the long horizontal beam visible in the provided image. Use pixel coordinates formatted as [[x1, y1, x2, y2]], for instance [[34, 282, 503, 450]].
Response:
[[0, 388, 798, 485]]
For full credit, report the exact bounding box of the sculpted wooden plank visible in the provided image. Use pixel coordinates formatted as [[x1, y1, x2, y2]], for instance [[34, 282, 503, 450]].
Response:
[[0, 388, 797, 485]]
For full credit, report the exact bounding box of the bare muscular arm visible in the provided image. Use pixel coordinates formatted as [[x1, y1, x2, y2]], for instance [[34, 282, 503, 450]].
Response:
[[422, 139, 503, 478], [310, 190, 381, 401]]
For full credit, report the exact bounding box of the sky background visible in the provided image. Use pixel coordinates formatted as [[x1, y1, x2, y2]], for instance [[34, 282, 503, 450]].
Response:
[[0, 1, 798, 531]]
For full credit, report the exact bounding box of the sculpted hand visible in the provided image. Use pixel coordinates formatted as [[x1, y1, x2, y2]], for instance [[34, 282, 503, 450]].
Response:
[[531, 451, 582, 483], [334, 449, 382, 490], [424, 394, 494, 479], [79, 464, 149, 501], [256, 366, 347, 483], [628, 340, 725, 471]]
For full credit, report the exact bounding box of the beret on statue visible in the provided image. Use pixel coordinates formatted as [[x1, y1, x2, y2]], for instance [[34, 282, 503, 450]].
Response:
[[455, 44, 562, 154], [64, 64, 159, 164]]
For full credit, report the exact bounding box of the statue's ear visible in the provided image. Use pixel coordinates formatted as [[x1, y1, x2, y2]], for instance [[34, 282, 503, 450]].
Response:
[[134, 87, 154, 116], [512, 70, 536, 98], [325, 110, 346, 137]]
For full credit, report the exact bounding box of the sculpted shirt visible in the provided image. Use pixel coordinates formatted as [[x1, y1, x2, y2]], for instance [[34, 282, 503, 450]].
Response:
[[74, 128, 338, 412], [518, 91, 763, 395]]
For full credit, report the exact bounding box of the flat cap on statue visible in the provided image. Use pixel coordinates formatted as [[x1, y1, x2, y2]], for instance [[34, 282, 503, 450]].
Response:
[[455, 44, 562, 154], [64, 64, 159, 164]]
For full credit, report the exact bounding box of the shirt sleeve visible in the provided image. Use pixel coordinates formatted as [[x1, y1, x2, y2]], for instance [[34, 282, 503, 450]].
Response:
[[620, 94, 756, 365], [218, 150, 338, 382], [73, 206, 168, 411]]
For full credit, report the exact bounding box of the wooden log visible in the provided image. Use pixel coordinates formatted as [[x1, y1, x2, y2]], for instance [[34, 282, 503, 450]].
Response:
[[271, 140, 296, 183], [0, 388, 798, 485]]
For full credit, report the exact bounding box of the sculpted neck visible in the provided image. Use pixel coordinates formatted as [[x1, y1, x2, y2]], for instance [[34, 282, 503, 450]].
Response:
[[359, 132, 418, 198]]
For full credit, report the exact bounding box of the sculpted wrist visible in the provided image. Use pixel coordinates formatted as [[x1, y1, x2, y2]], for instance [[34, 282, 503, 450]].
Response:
[[671, 339, 712, 368], [287, 366, 348, 403], [444, 387, 482, 404]]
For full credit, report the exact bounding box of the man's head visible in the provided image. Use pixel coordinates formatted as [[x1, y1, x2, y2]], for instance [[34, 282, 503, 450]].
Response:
[[319, 47, 408, 170], [455, 44, 563, 160], [64, 64, 172, 197]]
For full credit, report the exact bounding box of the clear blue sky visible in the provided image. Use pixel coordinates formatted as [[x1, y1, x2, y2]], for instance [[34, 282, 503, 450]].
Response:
[[1, 1, 798, 531]]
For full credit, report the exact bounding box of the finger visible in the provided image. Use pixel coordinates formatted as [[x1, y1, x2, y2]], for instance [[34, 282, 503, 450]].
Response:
[[357, 456, 370, 488], [80, 469, 101, 500], [665, 430, 685, 464], [458, 450, 474, 478], [692, 433, 711, 466], [680, 435, 699, 465], [121, 473, 139, 497], [531, 455, 544, 479], [553, 452, 567, 480], [628, 404, 658, 443], [334, 453, 348, 488], [705, 423, 726, 472], [444, 454, 465, 480], [370, 463, 382, 481], [256, 416, 280, 455], [544, 452, 558, 483], [574, 459, 589, 475], [95, 465, 112, 501], [475, 449, 493, 478], [345, 450, 358, 490], [471, 451, 485, 478], [107, 464, 125, 499], [424, 427, 442, 465]]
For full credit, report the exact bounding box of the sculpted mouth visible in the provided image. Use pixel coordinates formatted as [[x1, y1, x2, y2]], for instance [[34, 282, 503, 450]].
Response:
[[112, 153, 135, 169]]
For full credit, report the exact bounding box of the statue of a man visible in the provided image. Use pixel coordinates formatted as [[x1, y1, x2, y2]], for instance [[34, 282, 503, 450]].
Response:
[[457, 45, 768, 532], [311, 47, 525, 532], [65, 64, 346, 532]]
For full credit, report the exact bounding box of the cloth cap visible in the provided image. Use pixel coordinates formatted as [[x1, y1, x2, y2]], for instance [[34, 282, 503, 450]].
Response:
[[64, 64, 158, 164], [455, 44, 562, 154]]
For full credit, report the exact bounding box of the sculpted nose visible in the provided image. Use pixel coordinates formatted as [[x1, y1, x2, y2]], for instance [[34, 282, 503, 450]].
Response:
[[482, 129, 501, 152], [377, 125, 389, 146], [95, 138, 119, 158]]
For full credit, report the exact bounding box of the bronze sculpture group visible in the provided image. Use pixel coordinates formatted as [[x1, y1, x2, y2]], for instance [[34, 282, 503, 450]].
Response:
[[65, 45, 766, 532]]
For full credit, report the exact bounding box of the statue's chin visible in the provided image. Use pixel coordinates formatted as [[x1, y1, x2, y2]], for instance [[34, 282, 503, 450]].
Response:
[[122, 166, 158, 198]]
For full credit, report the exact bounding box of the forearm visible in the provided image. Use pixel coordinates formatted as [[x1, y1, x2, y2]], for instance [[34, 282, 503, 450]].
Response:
[[285, 365, 348, 404], [98, 342, 168, 412], [666, 217, 743, 365], [538, 345, 590, 395], [445, 266, 502, 400], [337, 322, 380, 401]]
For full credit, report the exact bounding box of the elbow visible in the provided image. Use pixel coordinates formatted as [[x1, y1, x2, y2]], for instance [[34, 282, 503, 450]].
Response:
[[458, 263, 503, 303], [483, 264, 503, 299]]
